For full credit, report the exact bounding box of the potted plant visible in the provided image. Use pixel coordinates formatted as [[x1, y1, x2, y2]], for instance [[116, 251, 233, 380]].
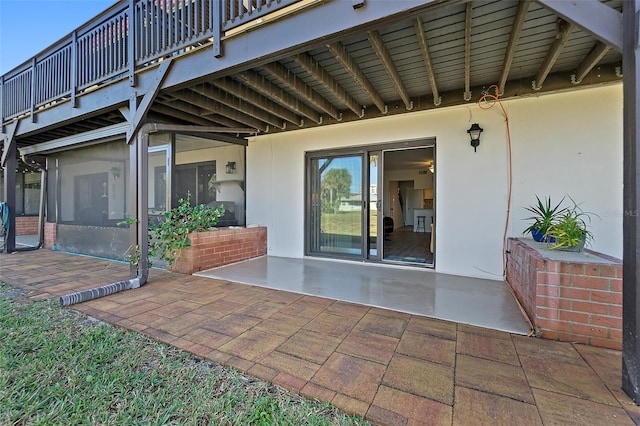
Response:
[[545, 197, 597, 252], [522, 195, 566, 242]]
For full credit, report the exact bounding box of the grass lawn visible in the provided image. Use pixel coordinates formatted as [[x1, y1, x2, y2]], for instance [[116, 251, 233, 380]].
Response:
[[0, 282, 370, 425]]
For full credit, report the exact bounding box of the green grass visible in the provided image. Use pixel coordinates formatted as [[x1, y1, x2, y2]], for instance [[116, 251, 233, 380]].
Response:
[[0, 283, 370, 426]]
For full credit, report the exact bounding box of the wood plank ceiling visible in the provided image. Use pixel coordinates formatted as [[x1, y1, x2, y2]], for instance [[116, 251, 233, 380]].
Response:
[[22, 0, 623, 145]]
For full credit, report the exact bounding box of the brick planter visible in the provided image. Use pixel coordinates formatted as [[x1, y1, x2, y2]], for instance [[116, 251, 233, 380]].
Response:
[[15, 216, 39, 236], [168, 227, 267, 275], [506, 238, 622, 350]]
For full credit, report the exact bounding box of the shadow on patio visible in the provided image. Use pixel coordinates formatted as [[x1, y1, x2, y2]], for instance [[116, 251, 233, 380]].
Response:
[[1, 250, 639, 425]]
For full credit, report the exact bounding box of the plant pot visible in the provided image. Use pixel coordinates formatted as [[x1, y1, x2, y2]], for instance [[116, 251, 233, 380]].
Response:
[[554, 234, 586, 252], [531, 229, 555, 243]]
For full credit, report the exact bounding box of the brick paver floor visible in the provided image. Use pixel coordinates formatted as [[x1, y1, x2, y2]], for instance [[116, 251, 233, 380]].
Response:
[[2, 250, 640, 425]]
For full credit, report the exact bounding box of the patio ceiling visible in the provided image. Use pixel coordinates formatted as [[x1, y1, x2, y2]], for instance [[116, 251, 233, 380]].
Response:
[[12, 0, 624, 146]]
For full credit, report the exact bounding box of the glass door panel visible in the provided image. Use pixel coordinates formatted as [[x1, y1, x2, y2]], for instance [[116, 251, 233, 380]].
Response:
[[148, 145, 171, 216], [368, 152, 380, 259], [309, 155, 363, 256]]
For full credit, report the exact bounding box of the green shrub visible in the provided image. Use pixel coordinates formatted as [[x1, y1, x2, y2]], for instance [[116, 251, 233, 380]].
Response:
[[149, 197, 225, 264]]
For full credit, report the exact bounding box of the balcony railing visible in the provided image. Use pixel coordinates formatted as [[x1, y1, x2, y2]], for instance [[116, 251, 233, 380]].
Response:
[[1, 0, 301, 124]]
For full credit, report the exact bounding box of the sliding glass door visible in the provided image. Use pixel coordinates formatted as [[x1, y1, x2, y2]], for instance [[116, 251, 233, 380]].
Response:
[[306, 140, 435, 266], [308, 154, 364, 257]]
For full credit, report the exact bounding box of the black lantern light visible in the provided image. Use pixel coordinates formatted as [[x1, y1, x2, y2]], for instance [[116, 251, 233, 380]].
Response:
[[226, 161, 236, 174], [467, 123, 483, 152]]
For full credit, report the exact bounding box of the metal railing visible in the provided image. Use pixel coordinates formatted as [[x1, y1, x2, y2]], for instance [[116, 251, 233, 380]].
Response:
[[1, 0, 301, 124]]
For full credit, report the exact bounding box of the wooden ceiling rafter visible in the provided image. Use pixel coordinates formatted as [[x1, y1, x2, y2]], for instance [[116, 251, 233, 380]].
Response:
[[367, 30, 412, 110], [326, 41, 387, 114], [293, 52, 363, 117]]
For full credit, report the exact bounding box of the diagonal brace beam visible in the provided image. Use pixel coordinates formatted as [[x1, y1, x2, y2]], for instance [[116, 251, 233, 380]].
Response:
[[1, 121, 18, 167], [126, 59, 173, 144]]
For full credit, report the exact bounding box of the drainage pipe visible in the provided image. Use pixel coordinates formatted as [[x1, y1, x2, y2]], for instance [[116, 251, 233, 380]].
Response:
[[60, 270, 148, 307]]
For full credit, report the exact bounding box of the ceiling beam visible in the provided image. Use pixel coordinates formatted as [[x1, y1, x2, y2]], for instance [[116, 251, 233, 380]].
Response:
[[535, 0, 622, 52], [262, 62, 341, 121], [533, 20, 574, 90], [572, 42, 611, 85], [166, 91, 251, 127], [368, 30, 412, 110], [155, 98, 233, 127], [414, 17, 441, 107], [293, 52, 363, 117], [191, 84, 284, 130], [327, 42, 386, 114], [498, 0, 530, 95], [160, 95, 247, 129], [173, 89, 267, 132], [151, 103, 221, 127], [235, 70, 322, 124], [463, 2, 472, 101], [212, 77, 302, 126]]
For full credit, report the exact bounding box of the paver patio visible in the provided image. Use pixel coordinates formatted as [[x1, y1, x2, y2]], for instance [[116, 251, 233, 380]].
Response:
[[2, 250, 640, 425]]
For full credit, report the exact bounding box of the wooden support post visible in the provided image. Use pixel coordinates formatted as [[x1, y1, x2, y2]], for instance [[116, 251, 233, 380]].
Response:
[[2, 123, 18, 253], [622, 0, 640, 404]]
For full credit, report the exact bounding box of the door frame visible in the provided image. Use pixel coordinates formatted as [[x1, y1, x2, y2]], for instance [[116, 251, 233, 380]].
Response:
[[304, 138, 436, 265]]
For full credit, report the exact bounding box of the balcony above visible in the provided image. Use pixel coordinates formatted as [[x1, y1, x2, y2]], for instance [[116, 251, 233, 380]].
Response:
[[1, 0, 623, 148]]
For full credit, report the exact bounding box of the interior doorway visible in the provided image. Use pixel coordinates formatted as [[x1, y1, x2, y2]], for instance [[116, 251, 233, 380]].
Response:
[[305, 141, 435, 267], [382, 147, 434, 266]]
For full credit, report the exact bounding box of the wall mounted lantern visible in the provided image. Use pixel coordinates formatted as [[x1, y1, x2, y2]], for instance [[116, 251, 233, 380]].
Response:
[[110, 166, 121, 180], [467, 123, 483, 152], [226, 161, 236, 174]]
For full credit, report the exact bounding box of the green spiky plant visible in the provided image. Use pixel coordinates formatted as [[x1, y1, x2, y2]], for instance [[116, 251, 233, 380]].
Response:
[[522, 195, 567, 242], [545, 197, 597, 252]]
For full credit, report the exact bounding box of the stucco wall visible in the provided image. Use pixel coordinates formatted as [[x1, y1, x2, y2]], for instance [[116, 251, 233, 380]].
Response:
[[246, 84, 623, 280]]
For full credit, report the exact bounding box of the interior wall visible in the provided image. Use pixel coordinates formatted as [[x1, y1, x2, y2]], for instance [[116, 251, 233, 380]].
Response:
[[246, 84, 623, 280]]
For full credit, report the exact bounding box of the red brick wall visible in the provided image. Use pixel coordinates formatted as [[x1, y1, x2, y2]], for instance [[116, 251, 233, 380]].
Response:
[[15, 216, 39, 236], [506, 238, 622, 350], [169, 227, 267, 275], [44, 222, 57, 249]]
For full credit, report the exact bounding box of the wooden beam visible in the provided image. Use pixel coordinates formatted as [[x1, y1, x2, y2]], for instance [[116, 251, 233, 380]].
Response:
[[151, 103, 225, 127], [235, 70, 322, 124], [212, 78, 303, 126], [463, 2, 472, 101], [572, 42, 610, 85], [622, 0, 640, 404], [414, 17, 441, 107], [368, 30, 412, 110], [182, 88, 268, 132], [1, 120, 18, 167], [126, 59, 173, 144], [191, 84, 284, 129], [535, 0, 622, 52], [498, 0, 530, 95], [327, 42, 386, 114], [262, 62, 341, 120], [2, 121, 17, 252], [157, 96, 245, 128], [168, 91, 261, 130], [293, 52, 363, 117], [532, 20, 574, 90]]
